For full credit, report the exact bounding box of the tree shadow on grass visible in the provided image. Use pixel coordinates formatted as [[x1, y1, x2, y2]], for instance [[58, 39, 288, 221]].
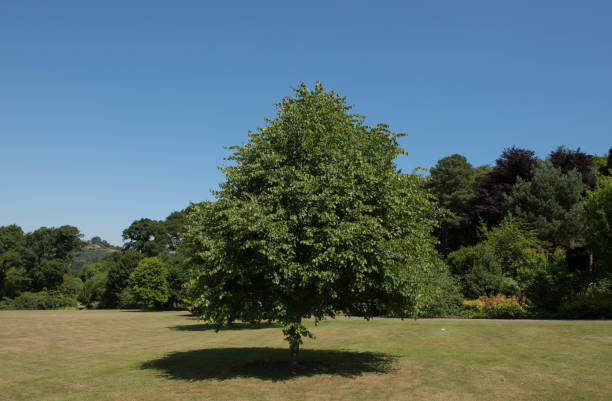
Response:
[[168, 322, 281, 332], [140, 347, 395, 381]]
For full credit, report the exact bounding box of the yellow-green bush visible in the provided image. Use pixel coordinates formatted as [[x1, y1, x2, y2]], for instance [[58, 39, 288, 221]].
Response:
[[461, 295, 530, 318]]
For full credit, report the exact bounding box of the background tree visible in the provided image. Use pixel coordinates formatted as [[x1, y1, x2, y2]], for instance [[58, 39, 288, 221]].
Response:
[[25, 226, 84, 263], [103, 252, 142, 307], [549, 146, 595, 188], [604, 146, 612, 176], [583, 176, 612, 273], [164, 210, 187, 252], [447, 217, 547, 298], [184, 83, 441, 365], [427, 154, 481, 252], [122, 218, 168, 257], [29, 260, 70, 291], [472, 147, 538, 227], [505, 160, 584, 249], [164, 254, 190, 309], [130, 257, 168, 308], [0, 225, 31, 298]]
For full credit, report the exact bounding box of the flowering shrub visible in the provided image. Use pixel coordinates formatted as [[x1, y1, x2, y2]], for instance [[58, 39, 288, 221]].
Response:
[[461, 295, 531, 318]]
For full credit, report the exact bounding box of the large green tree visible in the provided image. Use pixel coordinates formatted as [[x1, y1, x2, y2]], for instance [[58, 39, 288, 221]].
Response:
[[505, 160, 584, 249], [185, 83, 441, 365], [122, 218, 168, 257], [130, 257, 169, 308], [25, 225, 84, 263], [103, 252, 142, 307]]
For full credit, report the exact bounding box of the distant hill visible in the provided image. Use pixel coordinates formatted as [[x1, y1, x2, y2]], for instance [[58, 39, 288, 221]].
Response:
[[71, 236, 121, 275]]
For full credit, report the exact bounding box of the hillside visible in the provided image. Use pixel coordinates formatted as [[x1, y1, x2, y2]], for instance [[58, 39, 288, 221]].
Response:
[[71, 237, 120, 274]]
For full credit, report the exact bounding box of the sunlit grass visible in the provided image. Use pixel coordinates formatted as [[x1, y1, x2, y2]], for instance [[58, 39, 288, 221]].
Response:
[[0, 310, 610, 400]]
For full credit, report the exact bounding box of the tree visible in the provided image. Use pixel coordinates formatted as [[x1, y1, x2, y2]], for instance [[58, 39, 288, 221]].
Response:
[[427, 154, 481, 252], [549, 146, 595, 188], [583, 176, 612, 273], [129, 257, 168, 308], [29, 260, 70, 291], [103, 252, 142, 307], [505, 160, 584, 249], [0, 225, 31, 298], [472, 147, 538, 227], [184, 83, 441, 365], [447, 217, 547, 298], [122, 218, 168, 257], [164, 254, 190, 309], [25, 225, 84, 262], [164, 210, 187, 252]]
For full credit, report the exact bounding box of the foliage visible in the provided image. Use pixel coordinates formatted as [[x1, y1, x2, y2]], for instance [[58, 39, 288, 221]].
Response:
[[582, 175, 612, 273], [103, 252, 142, 307], [447, 217, 546, 299], [165, 210, 187, 252], [25, 225, 84, 262], [71, 240, 118, 275], [185, 82, 442, 361], [0, 290, 77, 310], [558, 276, 612, 318], [89, 236, 116, 248], [472, 147, 537, 227], [29, 259, 70, 291], [417, 261, 463, 317], [549, 146, 595, 188], [59, 273, 84, 298], [461, 295, 530, 318], [598, 146, 612, 176], [130, 257, 169, 308], [122, 218, 169, 257], [427, 154, 481, 253], [79, 271, 107, 307], [505, 160, 584, 249], [2, 266, 30, 298], [164, 254, 190, 309]]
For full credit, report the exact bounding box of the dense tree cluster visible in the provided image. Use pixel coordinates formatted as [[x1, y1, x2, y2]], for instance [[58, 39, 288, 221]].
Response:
[[1, 209, 192, 311], [0, 225, 83, 306], [432, 145, 612, 318]]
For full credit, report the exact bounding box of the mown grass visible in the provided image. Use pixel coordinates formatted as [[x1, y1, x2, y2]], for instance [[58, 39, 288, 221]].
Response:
[[0, 311, 610, 401]]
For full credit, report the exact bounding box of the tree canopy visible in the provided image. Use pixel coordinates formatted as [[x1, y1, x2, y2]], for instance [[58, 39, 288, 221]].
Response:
[[427, 154, 484, 252], [505, 160, 584, 249], [184, 83, 442, 364], [472, 147, 537, 227], [583, 176, 612, 273]]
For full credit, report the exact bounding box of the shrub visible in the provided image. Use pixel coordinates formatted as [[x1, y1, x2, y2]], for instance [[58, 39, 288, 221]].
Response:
[[461, 295, 531, 318], [418, 263, 463, 317], [2, 290, 77, 310], [558, 276, 612, 319], [558, 296, 612, 319], [79, 271, 107, 307]]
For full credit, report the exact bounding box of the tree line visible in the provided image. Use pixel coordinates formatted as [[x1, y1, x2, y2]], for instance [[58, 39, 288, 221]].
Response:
[[429, 145, 612, 318], [0, 212, 192, 310]]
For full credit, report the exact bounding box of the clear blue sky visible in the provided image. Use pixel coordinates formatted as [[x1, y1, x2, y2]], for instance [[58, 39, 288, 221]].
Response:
[[1, 1, 611, 245]]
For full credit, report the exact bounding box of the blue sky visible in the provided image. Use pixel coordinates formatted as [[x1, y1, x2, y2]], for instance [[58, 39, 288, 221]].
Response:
[[1, 1, 611, 245]]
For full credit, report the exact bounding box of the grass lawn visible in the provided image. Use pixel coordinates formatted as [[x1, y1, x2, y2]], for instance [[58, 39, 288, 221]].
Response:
[[0, 311, 610, 401]]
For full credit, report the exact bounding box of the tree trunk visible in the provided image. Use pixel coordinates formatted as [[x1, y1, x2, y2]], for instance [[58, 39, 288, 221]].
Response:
[[289, 339, 299, 366], [285, 317, 302, 366]]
